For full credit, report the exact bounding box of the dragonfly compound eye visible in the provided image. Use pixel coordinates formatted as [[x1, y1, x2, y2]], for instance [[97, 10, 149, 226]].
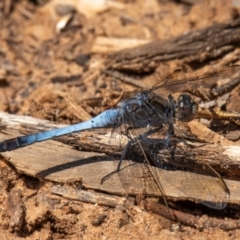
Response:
[[176, 94, 198, 122]]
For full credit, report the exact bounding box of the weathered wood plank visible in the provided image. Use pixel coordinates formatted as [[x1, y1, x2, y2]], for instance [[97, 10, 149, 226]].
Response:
[[0, 112, 240, 205]]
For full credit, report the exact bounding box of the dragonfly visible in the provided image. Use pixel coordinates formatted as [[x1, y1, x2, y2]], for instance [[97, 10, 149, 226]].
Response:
[[0, 66, 239, 210]]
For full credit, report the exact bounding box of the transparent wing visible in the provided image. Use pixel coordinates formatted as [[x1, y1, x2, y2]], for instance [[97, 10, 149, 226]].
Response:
[[147, 137, 229, 209], [108, 93, 172, 148], [149, 65, 240, 99], [106, 66, 240, 103], [107, 95, 230, 209], [108, 101, 172, 208]]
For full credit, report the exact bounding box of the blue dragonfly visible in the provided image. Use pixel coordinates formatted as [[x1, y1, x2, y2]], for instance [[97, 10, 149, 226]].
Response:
[[1, 67, 239, 210]]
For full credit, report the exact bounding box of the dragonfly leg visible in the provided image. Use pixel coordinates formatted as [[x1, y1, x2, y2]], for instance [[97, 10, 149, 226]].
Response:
[[100, 169, 119, 184], [100, 141, 130, 184], [101, 127, 162, 184]]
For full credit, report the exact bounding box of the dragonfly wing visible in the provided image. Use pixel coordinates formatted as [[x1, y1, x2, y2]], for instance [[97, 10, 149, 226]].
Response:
[[151, 65, 240, 100], [149, 138, 229, 209], [109, 102, 173, 208]]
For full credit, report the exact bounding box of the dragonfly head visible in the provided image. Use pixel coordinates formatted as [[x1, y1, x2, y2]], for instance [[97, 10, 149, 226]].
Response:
[[175, 94, 198, 122]]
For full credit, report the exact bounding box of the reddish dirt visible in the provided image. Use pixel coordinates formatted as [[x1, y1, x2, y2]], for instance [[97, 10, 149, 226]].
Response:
[[1, 0, 240, 239]]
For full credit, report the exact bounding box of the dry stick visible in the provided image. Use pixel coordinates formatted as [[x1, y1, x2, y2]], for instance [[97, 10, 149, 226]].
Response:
[[106, 18, 240, 72], [144, 200, 240, 230]]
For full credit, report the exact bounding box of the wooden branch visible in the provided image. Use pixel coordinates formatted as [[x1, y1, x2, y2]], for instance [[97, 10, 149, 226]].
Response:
[[50, 185, 127, 207], [0, 111, 240, 206], [144, 200, 240, 230], [105, 18, 240, 72]]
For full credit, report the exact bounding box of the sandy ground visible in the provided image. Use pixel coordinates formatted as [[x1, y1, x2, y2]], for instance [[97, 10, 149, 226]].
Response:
[[1, 0, 240, 239]]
